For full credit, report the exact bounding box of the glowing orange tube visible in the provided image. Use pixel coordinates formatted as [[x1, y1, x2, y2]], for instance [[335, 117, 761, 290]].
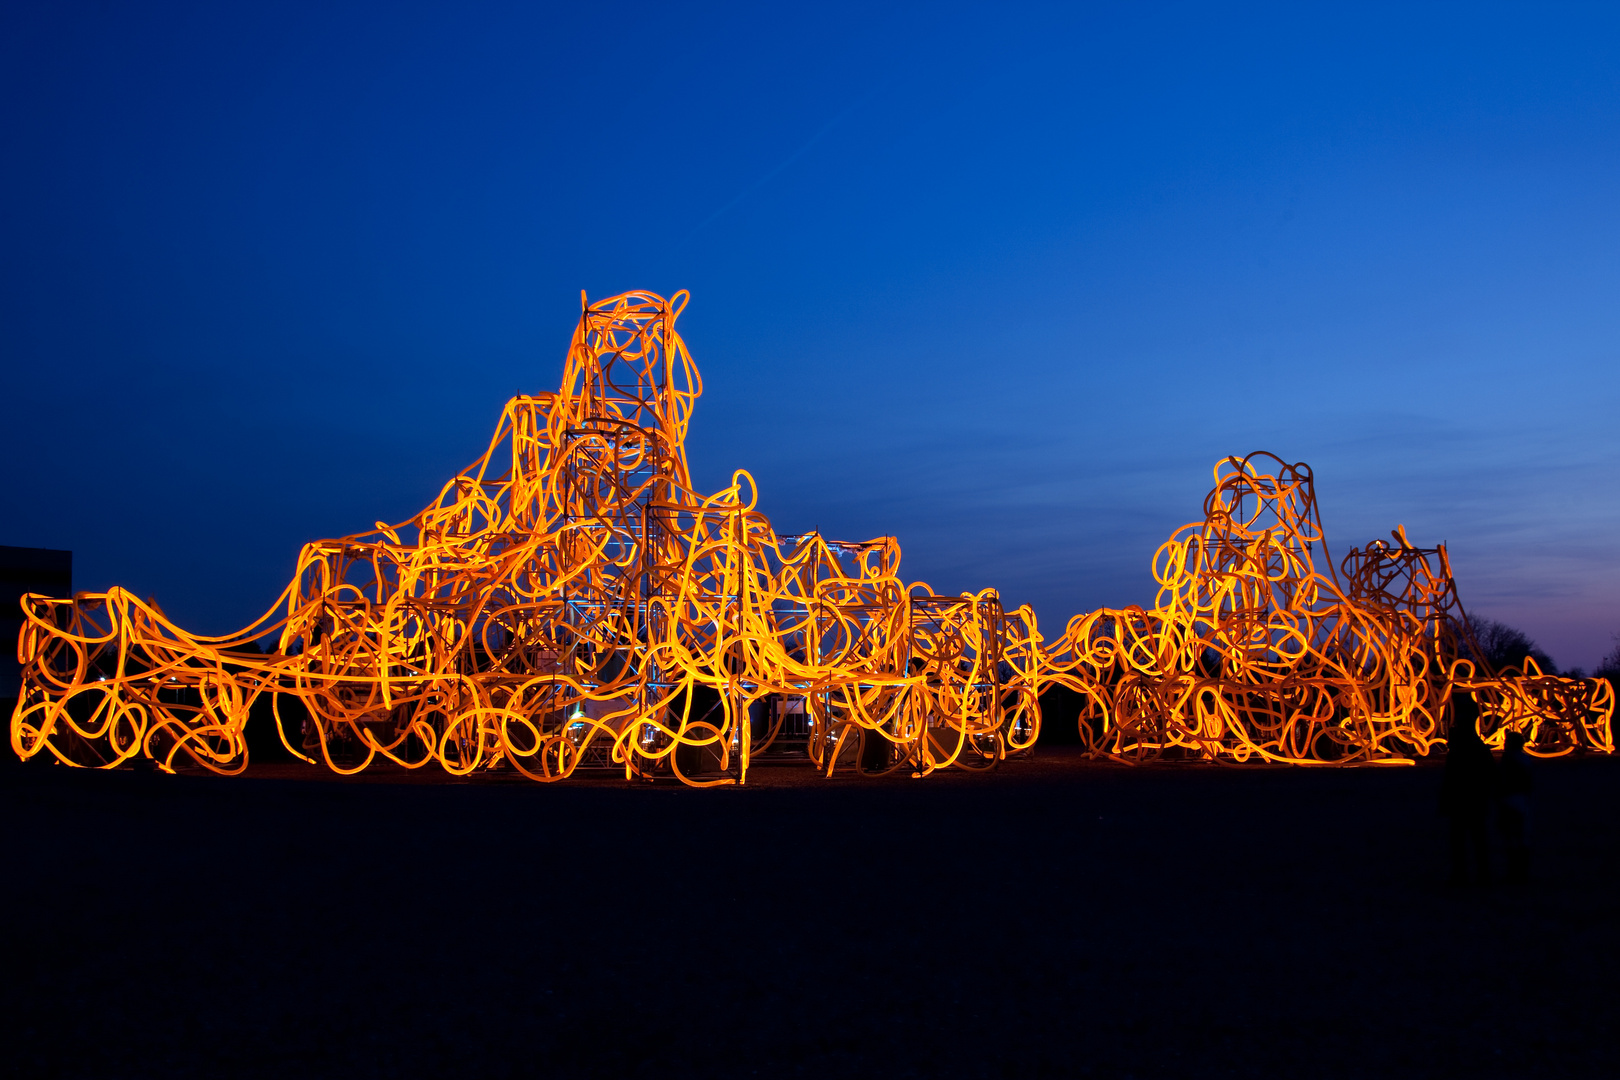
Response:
[[12, 307, 1605, 779], [11, 291, 1041, 783], [1040, 453, 1613, 762]]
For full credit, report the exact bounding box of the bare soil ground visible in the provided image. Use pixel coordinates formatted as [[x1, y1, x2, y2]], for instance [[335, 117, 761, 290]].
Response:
[[5, 748, 1618, 1078]]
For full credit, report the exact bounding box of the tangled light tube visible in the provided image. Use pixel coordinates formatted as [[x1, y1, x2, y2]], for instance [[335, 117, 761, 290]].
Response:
[[12, 291, 1042, 784], [1042, 452, 1614, 763]]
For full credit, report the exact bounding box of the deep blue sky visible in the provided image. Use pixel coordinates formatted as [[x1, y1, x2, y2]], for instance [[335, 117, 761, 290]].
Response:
[[4, 2, 1618, 667]]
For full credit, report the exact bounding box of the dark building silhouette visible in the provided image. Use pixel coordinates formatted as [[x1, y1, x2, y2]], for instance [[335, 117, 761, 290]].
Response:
[[1, 545, 72, 706]]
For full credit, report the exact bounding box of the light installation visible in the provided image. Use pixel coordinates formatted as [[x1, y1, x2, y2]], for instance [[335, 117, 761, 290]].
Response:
[[10, 291, 1042, 784], [9, 298, 1613, 780], [1040, 452, 1614, 762]]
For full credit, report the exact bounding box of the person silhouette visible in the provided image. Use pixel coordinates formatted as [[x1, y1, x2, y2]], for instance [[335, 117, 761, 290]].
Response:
[[1498, 729, 1533, 883], [1439, 692, 1494, 886]]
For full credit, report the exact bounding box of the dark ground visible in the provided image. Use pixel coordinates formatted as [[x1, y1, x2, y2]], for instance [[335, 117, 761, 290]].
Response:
[[4, 749, 1618, 1078]]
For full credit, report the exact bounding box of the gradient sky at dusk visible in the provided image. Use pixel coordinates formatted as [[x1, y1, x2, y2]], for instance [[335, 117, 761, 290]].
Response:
[[4, 2, 1618, 667]]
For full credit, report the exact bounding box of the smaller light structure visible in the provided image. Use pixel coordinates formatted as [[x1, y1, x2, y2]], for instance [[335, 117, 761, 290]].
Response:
[[1042, 452, 1613, 762], [11, 291, 1042, 783]]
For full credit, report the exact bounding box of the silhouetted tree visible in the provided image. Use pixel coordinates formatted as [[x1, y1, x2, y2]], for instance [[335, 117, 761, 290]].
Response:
[[1596, 633, 1620, 700], [1466, 615, 1557, 675], [1597, 634, 1620, 679]]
